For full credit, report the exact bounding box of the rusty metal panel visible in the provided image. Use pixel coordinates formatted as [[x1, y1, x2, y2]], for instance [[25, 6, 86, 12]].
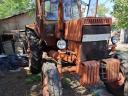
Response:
[[82, 25, 111, 35], [64, 17, 112, 41], [80, 61, 100, 86], [100, 58, 120, 82], [81, 24, 111, 61], [65, 19, 83, 41], [81, 41, 108, 61], [67, 41, 81, 62], [26, 23, 35, 30], [83, 17, 112, 25]]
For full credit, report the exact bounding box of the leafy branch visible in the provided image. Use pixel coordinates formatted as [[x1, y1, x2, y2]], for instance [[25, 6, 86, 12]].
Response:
[[0, 0, 34, 19]]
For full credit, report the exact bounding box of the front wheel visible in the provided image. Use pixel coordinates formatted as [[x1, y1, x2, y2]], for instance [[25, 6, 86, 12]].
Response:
[[105, 52, 128, 96], [104, 72, 127, 96], [42, 61, 62, 96]]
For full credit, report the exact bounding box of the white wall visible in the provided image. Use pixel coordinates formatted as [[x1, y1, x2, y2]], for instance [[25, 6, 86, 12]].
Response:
[[0, 12, 35, 35]]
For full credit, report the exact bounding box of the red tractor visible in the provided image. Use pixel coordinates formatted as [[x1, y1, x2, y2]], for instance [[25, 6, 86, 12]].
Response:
[[25, 0, 128, 96]]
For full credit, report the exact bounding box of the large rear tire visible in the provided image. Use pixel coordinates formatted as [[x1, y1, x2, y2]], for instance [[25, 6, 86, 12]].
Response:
[[105, 52, 128, 96], [42, 61, 62, 96], [29, 49, 42, 74], [26, 29, 46, 74]]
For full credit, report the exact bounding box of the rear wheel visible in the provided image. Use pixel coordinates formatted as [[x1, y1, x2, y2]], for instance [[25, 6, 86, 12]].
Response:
[[26, 29, 46, 74], [105, 52, 128, 96], [29, 49, 42, 74], [42, 61, 62, 96]]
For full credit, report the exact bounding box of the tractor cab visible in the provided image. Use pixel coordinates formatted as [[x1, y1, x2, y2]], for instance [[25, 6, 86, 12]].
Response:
[[44, 0, 87, 20]]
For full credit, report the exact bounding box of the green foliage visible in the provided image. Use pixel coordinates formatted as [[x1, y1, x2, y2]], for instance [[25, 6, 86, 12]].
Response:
[[113, 0, 128, 28], [25, 74, 41, 84], [97, 3, 109, 17], [0, 0, 34, 19], [112, 23, 119, 31]]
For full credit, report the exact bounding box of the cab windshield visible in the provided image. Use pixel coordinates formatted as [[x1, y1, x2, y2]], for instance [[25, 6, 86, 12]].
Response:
[[44, 0, 80, 20]]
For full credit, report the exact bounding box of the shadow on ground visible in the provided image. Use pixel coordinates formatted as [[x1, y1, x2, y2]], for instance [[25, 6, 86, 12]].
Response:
[[0, 69, 113, 96], [0, 69, 41, 96]]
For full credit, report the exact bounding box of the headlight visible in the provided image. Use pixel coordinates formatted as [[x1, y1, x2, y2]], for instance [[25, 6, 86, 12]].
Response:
[[57, 39, 66, 49], [111, 36, 119, 44]]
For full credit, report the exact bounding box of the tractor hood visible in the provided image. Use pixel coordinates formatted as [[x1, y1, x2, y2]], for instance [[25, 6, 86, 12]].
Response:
[[64, 17, 112, 41], [64, 17, 112, 61]]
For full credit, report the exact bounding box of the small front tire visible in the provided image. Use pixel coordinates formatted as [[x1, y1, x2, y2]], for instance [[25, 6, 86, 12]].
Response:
[[105, 52, 128, 96], [42, 61, 62, 96]]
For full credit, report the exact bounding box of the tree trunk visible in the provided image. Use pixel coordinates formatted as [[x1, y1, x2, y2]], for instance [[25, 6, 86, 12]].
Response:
[[120, 29, 125, 43], [125, 29, 128, 43]]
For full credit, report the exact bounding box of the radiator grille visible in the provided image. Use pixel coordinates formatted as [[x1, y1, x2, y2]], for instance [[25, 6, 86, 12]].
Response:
[[83, 17, 112, 25]]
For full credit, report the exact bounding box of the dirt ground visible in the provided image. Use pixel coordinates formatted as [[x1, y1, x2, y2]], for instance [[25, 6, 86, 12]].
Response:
[[0, 43, 127, 96], [0, 69, 113, 96], [116, 43, 128, 51], [0, 69, 86, 96], [0, 69, 41, 96]]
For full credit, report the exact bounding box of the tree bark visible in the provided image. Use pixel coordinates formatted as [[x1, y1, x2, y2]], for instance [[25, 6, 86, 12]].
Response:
[[120, 29, 125, 43]]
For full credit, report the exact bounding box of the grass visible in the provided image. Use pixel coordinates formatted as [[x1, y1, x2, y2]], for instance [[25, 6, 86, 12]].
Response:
[[62, 76, 71, 85], [124, 50, 128, 53], [25, 74, 41, 84], [92, 93, 97, 96], [116, 49, 121, 52], [116, 49, 128, 54]]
